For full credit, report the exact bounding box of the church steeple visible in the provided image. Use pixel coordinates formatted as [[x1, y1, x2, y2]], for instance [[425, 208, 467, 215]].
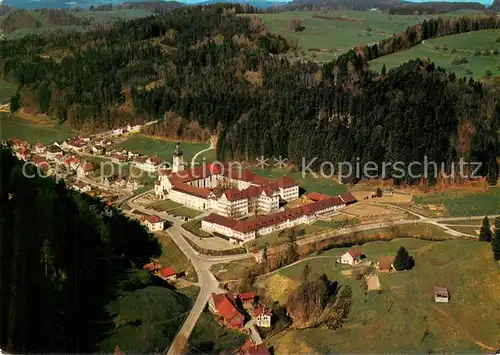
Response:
[[172, 142, 184, 172]]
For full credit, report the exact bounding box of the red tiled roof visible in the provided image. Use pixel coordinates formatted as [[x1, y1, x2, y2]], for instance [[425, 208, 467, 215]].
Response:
[[245, 343, 270, 355], [158, 266, 176, 278], [212, 293, 245, 329], [239, 292, 256, 302], [379, 256, 395, 270], [340, 191, 357, 204], [348, 249, 363, 259], [306, 192, 331, 201], [149, 155, 161, 165], [143, 262, 161, 271], [83, 162, 94, 171], [224, 188, 247, 202], [172, 183, 213, 199], [275, 175, 298, 188], [146, 215, 164, 224]]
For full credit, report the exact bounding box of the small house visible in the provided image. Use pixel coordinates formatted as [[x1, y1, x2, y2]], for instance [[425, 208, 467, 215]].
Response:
[[378, 256, 396, 272], [209, 293, 245, 330], [340, 249, 363, 266], [239, 292, 256, 304], [143, 262, 162, 272], [143, 215, 165, 232], [157, 266, 177, 281], [434, 287, 449, 303], [71, 181, 91, 193], [254, 307, 272, 328]]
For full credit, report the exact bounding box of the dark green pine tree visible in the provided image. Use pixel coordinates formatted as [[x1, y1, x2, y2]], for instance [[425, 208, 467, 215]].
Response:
[[381, 63, 387, 75], [479, 216, 492, 242], [492, 217, 500, 262], [394, 246, 415, 271]]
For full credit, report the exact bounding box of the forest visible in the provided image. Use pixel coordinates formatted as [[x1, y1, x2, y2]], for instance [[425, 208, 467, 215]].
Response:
[[0, 148, 189, 353], [0, 5, 498, 184]]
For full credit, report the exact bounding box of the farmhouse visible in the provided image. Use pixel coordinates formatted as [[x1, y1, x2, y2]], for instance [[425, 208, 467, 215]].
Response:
[[142, 215, 165, 231], [209, 293, 245, 330], [378, 256, 396, 272], [434, 286, 449, 303], [340, 249, 364, 266], [254, 307, 272, 328], [156, 266, 177, 281], [134, 155, 162, 172], [143, 261, 162, 271], [76, 162, 94, 177], [71, 181, 91, 193]]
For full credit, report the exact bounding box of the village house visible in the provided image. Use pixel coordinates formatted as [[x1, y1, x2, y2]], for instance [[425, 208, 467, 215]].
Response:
[[112, 128, 124, 136], [9, 138, 29, 151], [126, 179, 142, 191], [340, 249, 364, 266], [209, 293, 245, 330], [95, 138, 112, 147], [254, 308, 272, 328], [156, 266, 177, 281], [239, 292, 256, 305], [378, 256, 396, 272], [15, 147, 31, 161], [127, 124, 141, 133], [76, 162, 95, 177], [134, 155, 162, 172], [142, 215, 165, 231], [434, 287, 449, 303], [143, 261, 162, 272], [45, 145, 64, 160], [32, 156, 50, 174], [109, 153, 127, 164], [114, 178, 127, 188], [34, 143, 46, 155], [90, 145, 104, 155], [71, 181, 91, 193]]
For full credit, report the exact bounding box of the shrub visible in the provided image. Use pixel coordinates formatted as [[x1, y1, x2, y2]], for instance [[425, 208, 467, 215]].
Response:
[[474, 50, 481, 56], [483, 50, 491, 56], [452, 56, 468, 65]]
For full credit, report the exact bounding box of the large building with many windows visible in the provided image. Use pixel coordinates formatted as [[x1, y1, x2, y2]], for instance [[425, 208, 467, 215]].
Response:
[[154, 145, 300, 217]]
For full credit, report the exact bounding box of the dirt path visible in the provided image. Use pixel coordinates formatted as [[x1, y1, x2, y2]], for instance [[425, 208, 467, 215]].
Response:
[[432, 306, 496, 351]]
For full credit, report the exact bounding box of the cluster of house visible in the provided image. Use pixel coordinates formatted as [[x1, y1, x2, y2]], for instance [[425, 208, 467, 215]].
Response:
[[209, 291, 272, 354], [338, 248, 398, 273]]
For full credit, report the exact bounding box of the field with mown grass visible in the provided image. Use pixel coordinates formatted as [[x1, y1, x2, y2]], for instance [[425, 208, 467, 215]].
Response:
[[251, 167, 346, 196], [116, 135, 209, 165], [261, 238, 500, 353], [0, 112, 75, 144], [412, 187, 500, 217], [154, 232, 198, 283], [148, 199, 202, 218], [370, 29, 500, 79], [255, 9, 484, 62]]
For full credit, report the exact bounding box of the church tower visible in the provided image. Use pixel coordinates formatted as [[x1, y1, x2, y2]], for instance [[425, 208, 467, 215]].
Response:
[[172, 142, 184, 173]]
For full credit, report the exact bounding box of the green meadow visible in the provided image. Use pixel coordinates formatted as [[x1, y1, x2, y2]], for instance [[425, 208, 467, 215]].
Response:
[[264, 238, 499, 353], [370, 29, 500, 79]]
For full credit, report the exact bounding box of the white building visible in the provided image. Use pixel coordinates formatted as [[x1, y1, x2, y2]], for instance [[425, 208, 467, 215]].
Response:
[[127, 124, 141, 133], [76, 162, 94, 177], [340, 249, 363, 266], [255, 310, 272, 328], [71, 181, 91, 193], [134, 155, 162, 172], [172, 142, 184, 173], [113, 128, 123, 136], [142, 215, 165, 231]]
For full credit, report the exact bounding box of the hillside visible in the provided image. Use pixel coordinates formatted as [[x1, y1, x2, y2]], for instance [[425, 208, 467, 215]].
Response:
[[262, 239, 500, 353], [0, 148, 190, 353], [0, 6, 498, 184], [0, 10, 41, 34]]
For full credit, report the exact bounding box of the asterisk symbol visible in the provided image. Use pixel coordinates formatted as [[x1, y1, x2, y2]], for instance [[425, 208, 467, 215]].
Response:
[[255, 155, 269, 169], [274, 156, 288, 169]]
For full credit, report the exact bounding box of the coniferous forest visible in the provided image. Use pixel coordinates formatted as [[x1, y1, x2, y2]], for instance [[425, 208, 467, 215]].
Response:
[[0, 5, 499, 183], [0, 148, 193, 353]]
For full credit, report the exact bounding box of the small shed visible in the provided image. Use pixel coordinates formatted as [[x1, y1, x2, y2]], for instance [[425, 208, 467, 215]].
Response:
[[434, 286, 449, 303], [378, 256, 396, 272]]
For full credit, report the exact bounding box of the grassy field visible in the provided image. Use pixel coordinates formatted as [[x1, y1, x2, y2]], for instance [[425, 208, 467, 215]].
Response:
[[188, 310, 248, 354], [148, 199, 201, 219], [0, 112, 76, 144], [251, 168, 346, 196], [255, 10, 483, 62], [182, 219, 213, 238], [211, 257, 258, 282], [413, 187, 500, 217], [117, 135, 209, 165], [154, 232, 198, 283], [0, 79, 16, 104], [370, 29, 500, 79], [264, 238, 500, 353]]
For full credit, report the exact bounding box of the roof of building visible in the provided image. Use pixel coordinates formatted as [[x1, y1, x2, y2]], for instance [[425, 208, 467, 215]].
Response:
[[146, 215, 164, 224], [244, 343, 271, 355], [238, 292, 256, 302], [172, 183, 213, 199], [379, 256, 396, 270], [82, 162, 94, 171], [276, 175, 298, 188], [143, 262, 162, 271], [347, 249, 363, 259], [211, 293, 245, 327], [158, 266, 176, 278], [434, 286, 449, 298], [340, 191, 357, 204], [306, 192, 331, 201]]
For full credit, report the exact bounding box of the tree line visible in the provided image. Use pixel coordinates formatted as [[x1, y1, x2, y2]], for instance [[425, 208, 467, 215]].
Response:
[[0, 6, 498, 184]]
